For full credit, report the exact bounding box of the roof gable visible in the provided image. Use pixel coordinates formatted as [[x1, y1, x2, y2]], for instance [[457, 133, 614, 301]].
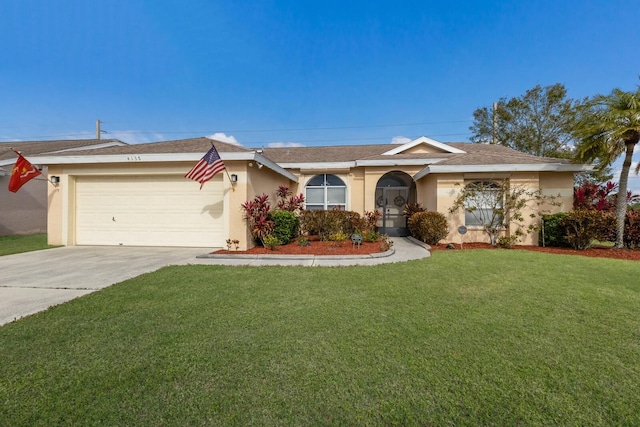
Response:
[[382, 136, 466, 155]]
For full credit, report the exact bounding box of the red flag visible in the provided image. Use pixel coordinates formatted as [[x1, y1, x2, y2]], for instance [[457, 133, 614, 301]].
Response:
[[8, 154, 42, 193], [185, 145, 226, 189]]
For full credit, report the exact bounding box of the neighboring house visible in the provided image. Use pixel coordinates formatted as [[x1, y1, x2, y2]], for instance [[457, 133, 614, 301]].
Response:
[[0, 139, 127, 236], [31, 136, 591, 249]]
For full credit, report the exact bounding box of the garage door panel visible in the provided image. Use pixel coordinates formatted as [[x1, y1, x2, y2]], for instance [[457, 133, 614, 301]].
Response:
[[75, 175, 224, 247]]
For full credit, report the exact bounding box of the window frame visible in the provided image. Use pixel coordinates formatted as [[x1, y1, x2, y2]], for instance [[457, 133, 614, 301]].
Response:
[[304, 174, 347, 210], [463, 180, 504, 228]]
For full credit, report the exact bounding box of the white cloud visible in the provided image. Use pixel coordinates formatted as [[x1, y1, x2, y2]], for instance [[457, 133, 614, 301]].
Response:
[[206, 132, 242, 146], [391, 136, 411, 145], [266, 141, 305, 148]]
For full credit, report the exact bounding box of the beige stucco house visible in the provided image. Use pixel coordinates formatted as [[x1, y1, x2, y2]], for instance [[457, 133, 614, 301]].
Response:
[[0, 139, 126, 236], [30, 136, 590, 249]]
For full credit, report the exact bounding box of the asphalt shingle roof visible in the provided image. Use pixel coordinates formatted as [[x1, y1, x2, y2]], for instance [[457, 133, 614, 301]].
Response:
[[0, 139, 125, 162], [4, 136, 576, 168], [56, 137, 251, 156]]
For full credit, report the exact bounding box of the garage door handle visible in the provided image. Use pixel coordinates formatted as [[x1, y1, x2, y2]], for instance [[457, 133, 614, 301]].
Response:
[[112, 217, 116, 222]]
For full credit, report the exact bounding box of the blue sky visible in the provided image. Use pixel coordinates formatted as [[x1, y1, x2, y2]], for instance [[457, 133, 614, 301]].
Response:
[[1, 0, 639, 189]]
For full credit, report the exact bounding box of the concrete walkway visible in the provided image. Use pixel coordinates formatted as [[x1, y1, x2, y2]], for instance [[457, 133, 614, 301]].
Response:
[[0, 238, 430, 325]]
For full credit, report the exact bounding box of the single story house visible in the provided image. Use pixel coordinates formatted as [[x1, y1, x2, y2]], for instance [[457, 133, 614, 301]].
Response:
[[30, 136, 590, 249], [0, 139, 126, 236]]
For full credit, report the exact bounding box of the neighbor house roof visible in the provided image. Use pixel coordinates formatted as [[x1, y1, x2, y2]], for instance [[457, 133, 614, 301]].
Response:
[[0, 139, 127, 165]]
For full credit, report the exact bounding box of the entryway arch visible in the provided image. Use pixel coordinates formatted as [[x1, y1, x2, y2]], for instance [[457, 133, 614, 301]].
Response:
[[375, 171, 416, 236]]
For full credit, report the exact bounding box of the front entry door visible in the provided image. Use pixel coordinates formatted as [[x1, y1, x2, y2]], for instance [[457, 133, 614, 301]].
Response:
[[376, 187, 409, 237]]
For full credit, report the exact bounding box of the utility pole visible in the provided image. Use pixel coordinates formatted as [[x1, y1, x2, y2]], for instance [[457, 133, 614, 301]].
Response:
[[96, 120, 101, 140], [492, 102, 498, 145]]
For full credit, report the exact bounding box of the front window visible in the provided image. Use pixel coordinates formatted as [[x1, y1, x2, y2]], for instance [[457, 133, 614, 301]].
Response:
[[464, 181, 503, 227], [305, 174, 347, 210]]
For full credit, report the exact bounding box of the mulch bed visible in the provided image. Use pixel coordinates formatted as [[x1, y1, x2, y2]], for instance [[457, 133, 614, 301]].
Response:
[[215, 239, 639, 261], [430, 242, 640, 261], [213, 240, 385, 256]]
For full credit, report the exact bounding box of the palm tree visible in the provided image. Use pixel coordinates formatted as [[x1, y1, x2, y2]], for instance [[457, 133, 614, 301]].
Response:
[[574, 86, 640, 248]]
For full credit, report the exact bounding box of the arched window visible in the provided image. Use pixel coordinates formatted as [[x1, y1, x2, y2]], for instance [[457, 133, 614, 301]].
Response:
[[305, 174, 347, 210], [464, 181, 503, 227]]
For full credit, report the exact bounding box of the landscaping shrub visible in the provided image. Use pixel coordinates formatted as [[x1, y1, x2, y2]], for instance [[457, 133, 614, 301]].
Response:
[[497, 235, 519, 249], [408, 211, 449, 245], [241, 193, 274, 246], [560, 209, 615, 250], [269, 210, 299, 245], [263, 234, 280, 250], [328, 232, 349, 247], [403, 203, 425, 219], [300, 210, 361, 240], [624, 210, 640, 249], [540, 212, 570, 247]]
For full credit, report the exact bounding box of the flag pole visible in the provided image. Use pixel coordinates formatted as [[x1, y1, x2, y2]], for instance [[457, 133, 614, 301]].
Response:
[[211, 141, 235, 191], [9, 147, 57, 188]]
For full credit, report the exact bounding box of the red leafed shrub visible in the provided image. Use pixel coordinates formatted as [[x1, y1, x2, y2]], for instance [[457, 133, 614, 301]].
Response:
[[276, 185, 305, 213], [560, 209, 615, 250], [574, 181, 640, 212], [624, 210, 640, 249], [241, 193, 274, 245]]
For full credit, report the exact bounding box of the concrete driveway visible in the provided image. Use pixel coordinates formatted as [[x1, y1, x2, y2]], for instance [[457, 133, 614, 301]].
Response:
[[1, 239, 430, 326], [0, 246, 208, 326]]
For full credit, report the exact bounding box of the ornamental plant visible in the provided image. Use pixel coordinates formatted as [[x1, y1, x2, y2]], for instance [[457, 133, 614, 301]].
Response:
[[540, 213, 571, 248], [560, 209, 615, 250], [276, 185, 305, 213], [241, 193, 274, 246], [408, 211, 449, 245], [624, 210, 640, 249], [268, 210, 299, 245]]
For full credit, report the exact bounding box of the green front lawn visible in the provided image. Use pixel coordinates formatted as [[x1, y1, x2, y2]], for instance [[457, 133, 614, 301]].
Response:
[[1, 251, 639, 425], [0, 233, 58, 256]]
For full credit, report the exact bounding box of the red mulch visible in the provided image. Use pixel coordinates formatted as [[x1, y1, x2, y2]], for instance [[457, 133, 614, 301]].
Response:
[[430, 242, 640, 261], [215, 239, 639, 261], [214, 240, 385, 256]]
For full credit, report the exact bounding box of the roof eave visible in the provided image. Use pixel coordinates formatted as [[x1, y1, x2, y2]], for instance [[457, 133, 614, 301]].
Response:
[[414, 163, 594, 180], [24, 152, 299, 183], [275, 162, 356, 170], [356, 158, 447, 167]]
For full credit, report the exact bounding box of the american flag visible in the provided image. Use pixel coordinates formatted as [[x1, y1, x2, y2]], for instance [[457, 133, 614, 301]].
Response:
[[185, 145, 226, 189]]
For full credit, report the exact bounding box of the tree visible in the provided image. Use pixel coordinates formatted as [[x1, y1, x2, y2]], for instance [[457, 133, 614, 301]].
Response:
[[449, 180, 558, 246], [470, 83, 581, 158], [573, 86, 640, 249]]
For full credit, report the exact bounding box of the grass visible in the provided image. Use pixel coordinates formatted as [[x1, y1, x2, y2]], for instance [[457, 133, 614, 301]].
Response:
[[1, 250, 639, 425], [0, 233, 58, 256]]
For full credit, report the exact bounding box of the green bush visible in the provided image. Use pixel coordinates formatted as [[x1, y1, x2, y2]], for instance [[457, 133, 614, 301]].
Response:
[[497, 235, 519, 249], [269, 210, 299, 245], [624, 210, 640, 249], [408, 211, 449, 245], [263, 234, 280, 250], [540, 212, 570, 247], [362, 230, 381, 243], [328, 232, 349, 247], [300, 210, 361, 241], [560, 209, 615, 250]]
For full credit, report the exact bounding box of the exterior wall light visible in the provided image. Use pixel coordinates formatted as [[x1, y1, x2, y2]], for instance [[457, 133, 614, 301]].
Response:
[[230, 174, 238, 183]]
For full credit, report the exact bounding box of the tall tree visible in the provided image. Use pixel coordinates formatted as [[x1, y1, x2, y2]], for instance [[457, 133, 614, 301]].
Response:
[[573, 86, 640, 249], [470, 83, 580, 158]]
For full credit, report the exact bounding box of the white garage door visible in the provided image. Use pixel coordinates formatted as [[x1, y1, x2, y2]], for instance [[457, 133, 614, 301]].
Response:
[[75, 175, 225, 247]]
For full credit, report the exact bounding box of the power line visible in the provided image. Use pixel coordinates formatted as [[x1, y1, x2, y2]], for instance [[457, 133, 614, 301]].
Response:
[[0, 119, 473, 141]]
